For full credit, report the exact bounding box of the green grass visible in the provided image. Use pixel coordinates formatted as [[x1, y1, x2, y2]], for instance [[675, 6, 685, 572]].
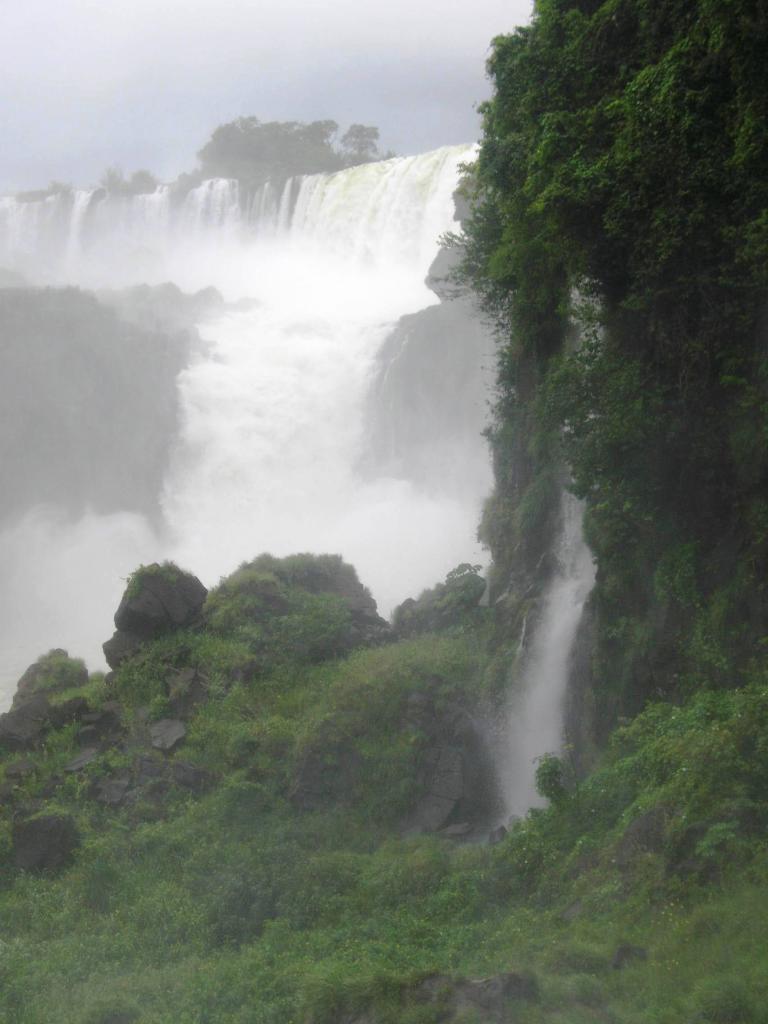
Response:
[[2, 561, 768, 1023]]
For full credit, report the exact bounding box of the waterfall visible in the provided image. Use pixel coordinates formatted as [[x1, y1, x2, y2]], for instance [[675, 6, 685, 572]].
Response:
[[498, 490, 596, 818], [0, 145, 491, 707]]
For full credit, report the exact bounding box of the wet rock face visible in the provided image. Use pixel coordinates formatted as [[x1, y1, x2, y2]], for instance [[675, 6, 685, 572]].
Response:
[[0, 692, 90, 752], [401, 692, 501, 836], [91, 755, 213, 811], [103, 563, 208, 669], [12, 649, 88, 709], [12, 814, 80, 873], [310, 971, 539, 1024], [114, 566, 208, 638]]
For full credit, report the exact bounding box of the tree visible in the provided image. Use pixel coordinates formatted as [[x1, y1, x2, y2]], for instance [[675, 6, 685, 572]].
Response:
[[339, 124, 381, 165]]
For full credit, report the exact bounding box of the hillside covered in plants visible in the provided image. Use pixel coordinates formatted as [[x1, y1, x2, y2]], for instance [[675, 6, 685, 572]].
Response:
[[1, 1, 767, 1022]]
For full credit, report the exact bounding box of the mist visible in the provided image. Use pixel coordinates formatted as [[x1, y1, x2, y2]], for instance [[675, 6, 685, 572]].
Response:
[[2, 0, 532, 193]]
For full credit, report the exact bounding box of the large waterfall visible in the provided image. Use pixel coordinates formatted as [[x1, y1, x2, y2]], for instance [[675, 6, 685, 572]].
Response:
[[0, 148, 467, 292], [0, 146, 493, 707]]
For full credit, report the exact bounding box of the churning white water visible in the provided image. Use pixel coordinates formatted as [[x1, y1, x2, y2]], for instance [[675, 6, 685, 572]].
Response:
[[0, 146, 492, 707], [499, 491, 596, 818]]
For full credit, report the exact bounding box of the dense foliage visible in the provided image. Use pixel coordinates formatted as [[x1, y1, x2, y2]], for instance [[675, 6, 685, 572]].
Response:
[[197, 118, 387, 186], [1, 555, 768, 1022], [461, 0, 768, 731]]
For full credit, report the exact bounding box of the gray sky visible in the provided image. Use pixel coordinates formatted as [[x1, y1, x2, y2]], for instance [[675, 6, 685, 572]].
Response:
[[2, 0, 532, 193]]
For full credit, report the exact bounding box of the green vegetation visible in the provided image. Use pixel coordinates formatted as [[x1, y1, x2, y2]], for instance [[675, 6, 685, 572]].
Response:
[[459, 0, 768, 734], [1, 553, 768, 1022], [3, 2, 767, 1020], [197, 117, 389, 187]]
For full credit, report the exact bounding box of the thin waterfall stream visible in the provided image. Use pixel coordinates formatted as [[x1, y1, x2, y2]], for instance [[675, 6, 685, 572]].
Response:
[[498, 490, 596, 818]]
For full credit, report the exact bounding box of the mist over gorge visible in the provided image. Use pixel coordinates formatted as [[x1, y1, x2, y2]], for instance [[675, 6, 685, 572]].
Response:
[[0, 142, 494, 702]]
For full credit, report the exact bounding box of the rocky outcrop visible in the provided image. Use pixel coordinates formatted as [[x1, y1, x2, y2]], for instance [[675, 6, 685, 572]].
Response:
[[0, 286, 189, 525], [103, 563, 207, 669], [413, 972, 539, 1020], [0, 651, 92, 752], [401, 691, 500, 836], [12, 649, 88, 709], [90, 754, 213, 810], [149, 719, 187, 753], [360, 298, 493, 499], [307, 971, 539, 1024], [12, 814, 80, 873]]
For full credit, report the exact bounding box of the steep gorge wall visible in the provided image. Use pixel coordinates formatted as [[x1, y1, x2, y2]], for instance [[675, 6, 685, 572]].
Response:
[[463, 0, 768, 750]]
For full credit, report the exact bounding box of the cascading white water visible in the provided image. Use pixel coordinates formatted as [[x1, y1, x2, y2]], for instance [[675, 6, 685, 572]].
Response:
[[0, 145, 492, 707], [498, 490, 596, 818]]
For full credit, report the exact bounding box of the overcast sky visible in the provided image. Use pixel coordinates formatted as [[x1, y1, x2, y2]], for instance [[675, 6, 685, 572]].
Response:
[[2, 0, 532, 193]]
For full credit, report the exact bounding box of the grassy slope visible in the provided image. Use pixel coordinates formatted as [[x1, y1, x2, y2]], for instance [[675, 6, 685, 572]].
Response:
[[0, 569, 767, 1024]]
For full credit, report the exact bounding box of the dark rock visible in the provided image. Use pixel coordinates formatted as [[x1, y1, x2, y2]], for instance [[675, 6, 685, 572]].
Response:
[[5, 758, 35, 780], [12, 649, 87, 709], [415, 971, 539, 1019], [12, 814, 80, 873], [114, 565, 207, 638], [489, 824, 508, 844], [0, 781, 17, 802], [612, 943, 648, 970], [425, 243, 463, 301], [401, 696, 500, 835], [102, 630, 146, 670], [0, 692, 53, 750], [149, 719, 186, 752], [133, 755, 167, 785], [170, 761, 212, 793], [103, 565, 206, 669], [64, 747, 100, 773], [92, 773, 132, 807], [48, 696, 90, 729], [168, 667, 208, 717], [77, 702, 125, 749], [438, 821, 473, 838], [405, 746, 464, 833]]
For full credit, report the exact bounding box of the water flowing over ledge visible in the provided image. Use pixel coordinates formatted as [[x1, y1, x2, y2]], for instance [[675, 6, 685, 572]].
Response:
[[0, 146, 492, 706]]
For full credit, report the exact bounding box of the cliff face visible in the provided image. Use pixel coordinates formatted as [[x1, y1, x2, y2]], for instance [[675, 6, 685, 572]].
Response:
[[0, 284, 218, 526], [462, 0, 768, 745]]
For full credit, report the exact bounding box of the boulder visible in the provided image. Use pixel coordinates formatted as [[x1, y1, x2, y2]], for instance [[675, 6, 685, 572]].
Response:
[[93, 773, 132, 807], [64, 747, 100, 773], [76, 701, 125, 748], [114, 564, 207, 638], [12, 814, 80, 873], [103, 563, 207, 669], [5, 758, 35, 781], [91, 755, 212, 810], [149, 719, 186, 753], [12, 649, 87, 709], [322, 971, 539, 1024], [102, 630, 145, 670], [0, 693, 52, 750], [415, 972, 539, 1018], [401, 694, 500, 835]]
